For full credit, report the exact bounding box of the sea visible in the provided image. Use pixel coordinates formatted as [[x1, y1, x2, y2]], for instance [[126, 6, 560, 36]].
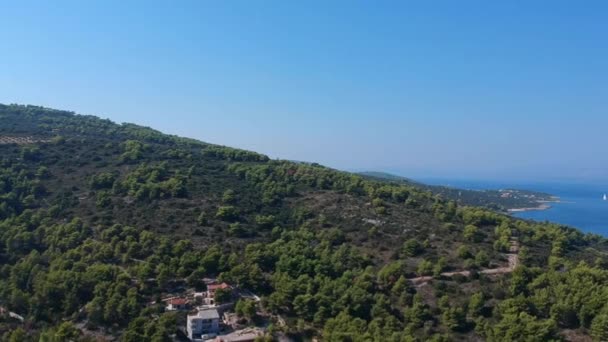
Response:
[[415, 178, 608, 237]]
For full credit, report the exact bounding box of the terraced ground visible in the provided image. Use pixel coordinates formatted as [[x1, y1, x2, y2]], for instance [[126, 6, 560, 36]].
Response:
[[0, 135, 51, 144]]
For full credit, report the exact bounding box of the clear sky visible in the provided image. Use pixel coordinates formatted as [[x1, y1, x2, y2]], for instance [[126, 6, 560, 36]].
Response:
[[1, 1, 606, 182]]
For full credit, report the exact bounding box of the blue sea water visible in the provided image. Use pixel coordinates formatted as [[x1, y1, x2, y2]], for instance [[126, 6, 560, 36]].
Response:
[[415, 178, 608, 236]]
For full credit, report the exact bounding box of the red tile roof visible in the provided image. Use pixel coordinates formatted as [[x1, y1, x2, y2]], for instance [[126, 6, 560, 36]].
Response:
[[208, 283, 230, 291], [168, 298, 188, 305]]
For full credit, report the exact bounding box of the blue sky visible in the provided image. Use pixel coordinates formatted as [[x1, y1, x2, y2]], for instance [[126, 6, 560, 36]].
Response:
[[1, 1, 607, 181]]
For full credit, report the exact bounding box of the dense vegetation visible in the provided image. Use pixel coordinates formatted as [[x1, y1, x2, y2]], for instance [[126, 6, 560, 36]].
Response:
[[1, 104, 608, 341]]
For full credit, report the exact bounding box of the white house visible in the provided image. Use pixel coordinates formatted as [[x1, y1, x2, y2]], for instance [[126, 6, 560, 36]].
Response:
[[187, 308, 220, 340]]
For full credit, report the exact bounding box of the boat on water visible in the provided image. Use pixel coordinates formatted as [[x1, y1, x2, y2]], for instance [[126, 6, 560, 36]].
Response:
[[604, 193, 607, 201]]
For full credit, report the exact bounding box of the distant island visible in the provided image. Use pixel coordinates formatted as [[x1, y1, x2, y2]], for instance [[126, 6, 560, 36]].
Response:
[[358, 171, 559, 213]]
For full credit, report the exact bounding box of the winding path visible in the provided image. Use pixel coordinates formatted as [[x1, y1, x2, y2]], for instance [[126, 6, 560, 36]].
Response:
[[0, 306, 24, 322], [409, 238, 519, 285]]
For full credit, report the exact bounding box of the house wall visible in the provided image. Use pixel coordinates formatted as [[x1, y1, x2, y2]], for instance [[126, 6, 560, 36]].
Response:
[[187, 317, 220, 340]]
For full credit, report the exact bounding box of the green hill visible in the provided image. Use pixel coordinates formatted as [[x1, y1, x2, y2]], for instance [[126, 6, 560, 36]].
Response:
[[1, 104, 608, 341]]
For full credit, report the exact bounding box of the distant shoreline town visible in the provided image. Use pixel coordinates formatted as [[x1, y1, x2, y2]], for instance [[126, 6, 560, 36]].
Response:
[[357, 171, 562, 213], [507, 198, 561, 213]]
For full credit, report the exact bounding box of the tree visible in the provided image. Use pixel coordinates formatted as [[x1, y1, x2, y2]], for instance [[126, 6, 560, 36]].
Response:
[[377, 261, 405, 288], [222, 189, 236, 203], [91, 172, 117, 189], [187, 268, 206, 290], [468, 293, 485, 318], [437, 295, 450, 312], [519, 246, 530, 265], [475, 251, 489, 267], [120, 140, 145, 162], [464, 224, 481, 242], [36, 166, 51, 179], [96, 191, 112, 208], [39, 322, 81, 342], [157, 265, 173, 288], [235, 299, 257, 321], [370, 294, 391, 319], [391, 275, 409, 297], [214, 288, 232, 304], [7, 328, 27, 342], [417, 259, 433, 276], [509, 266, 533, 296], [464, 258, 477, 270], [123, 316, 148, 342], [404, 294, 430, 328], [216, 206, 238, 221], [323, 311, 368, 342], [292, 294, 314, 321], [228, 223, 247, 237], [494, 236, 510, 252], [433, 257, 447, 276], [487, 312, 557, 342], [442, 307, 466, 331], [55, 322, 81, 341], [403, 239, 423, 257], [457, 245, 472, 259], [591, 313, 608, 341], [255, 215, 275, 229], [371, 198, 384, 207]]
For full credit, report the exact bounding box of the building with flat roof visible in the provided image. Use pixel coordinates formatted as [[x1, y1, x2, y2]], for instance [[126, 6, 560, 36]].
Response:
[[187, 308, 220, 341]]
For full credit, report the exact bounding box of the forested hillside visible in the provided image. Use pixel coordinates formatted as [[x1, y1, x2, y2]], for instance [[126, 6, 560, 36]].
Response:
[[1, 104, 608, 341]]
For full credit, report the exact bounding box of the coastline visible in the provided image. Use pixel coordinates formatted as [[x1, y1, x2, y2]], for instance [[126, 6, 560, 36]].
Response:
[[508, 203, 552, 213], [507, 198, 560, 213]]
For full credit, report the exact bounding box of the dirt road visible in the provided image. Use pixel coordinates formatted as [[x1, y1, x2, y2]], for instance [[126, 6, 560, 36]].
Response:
[[410, 238, 519, 285]]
